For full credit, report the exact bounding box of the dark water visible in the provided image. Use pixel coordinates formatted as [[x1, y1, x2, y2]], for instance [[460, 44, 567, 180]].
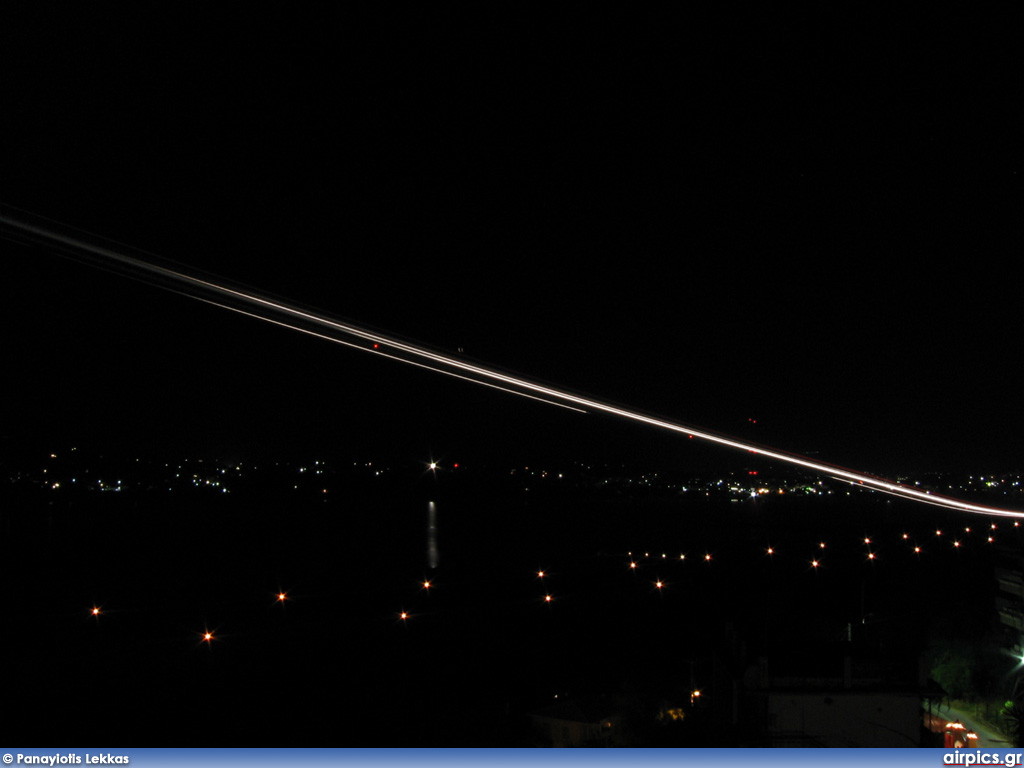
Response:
[[2, 481, 1000, 745]]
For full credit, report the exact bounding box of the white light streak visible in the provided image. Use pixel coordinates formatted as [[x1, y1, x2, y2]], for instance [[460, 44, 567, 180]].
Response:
[[4, 207, 1022, 519]]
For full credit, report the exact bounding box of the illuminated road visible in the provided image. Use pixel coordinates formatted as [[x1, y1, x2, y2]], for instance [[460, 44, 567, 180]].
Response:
[[4, 205, 1023, 519]]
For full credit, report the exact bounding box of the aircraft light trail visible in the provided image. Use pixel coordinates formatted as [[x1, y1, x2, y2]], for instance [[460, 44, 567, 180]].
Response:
[[4, 205, 1021, 519]]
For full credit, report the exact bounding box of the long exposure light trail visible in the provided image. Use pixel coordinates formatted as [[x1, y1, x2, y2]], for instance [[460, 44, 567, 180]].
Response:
[[4, 205, 1022, 519], [198, 297, 588, 414]]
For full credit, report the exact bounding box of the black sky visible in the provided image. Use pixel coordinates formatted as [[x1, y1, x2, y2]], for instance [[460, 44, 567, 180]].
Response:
[[2, 8, 1021, 474]]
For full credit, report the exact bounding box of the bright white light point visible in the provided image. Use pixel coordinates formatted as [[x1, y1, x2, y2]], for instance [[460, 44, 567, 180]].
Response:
[[766, 548, 774, 555], [400, 612, 408, 620], [655, 581, 663, 589], [429, 462, 438, 471], [819, 542, 826, 549], [91, 607, 100, 616], [936, 530, 942, 536], [277, 592, 287, 602], [704, 554, 712, 562], [954, 541, 961, 548], [537, 571, 545, 578], [544, 594, 552, 602], [203, 632, 213, 641], [811, 559, 820, 568], [902, 533, 909, 540], [863, 538, 871, 544], [868, 552, 876, 560], [629, 562, 637, 569], [423, 581, 431, 589]]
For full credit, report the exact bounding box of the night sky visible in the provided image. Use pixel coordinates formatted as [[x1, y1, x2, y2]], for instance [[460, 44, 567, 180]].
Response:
[[3, 8, 1021, 475]]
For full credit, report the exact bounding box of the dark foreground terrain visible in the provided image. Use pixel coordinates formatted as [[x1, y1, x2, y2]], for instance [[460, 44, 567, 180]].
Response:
[[2, 462, 1006, 745]]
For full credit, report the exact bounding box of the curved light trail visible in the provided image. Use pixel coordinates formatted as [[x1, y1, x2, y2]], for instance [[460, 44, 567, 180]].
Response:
[[4, 205, 1021, 519]]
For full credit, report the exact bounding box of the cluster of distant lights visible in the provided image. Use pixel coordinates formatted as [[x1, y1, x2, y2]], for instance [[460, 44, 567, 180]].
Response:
[[24, 453, 395, 495], [624, 520, 1018, 574], [78, 517, 1022, 644]]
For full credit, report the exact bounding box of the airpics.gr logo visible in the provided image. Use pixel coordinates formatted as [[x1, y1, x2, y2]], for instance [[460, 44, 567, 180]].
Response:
[[944, 752, 1023, 766]]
